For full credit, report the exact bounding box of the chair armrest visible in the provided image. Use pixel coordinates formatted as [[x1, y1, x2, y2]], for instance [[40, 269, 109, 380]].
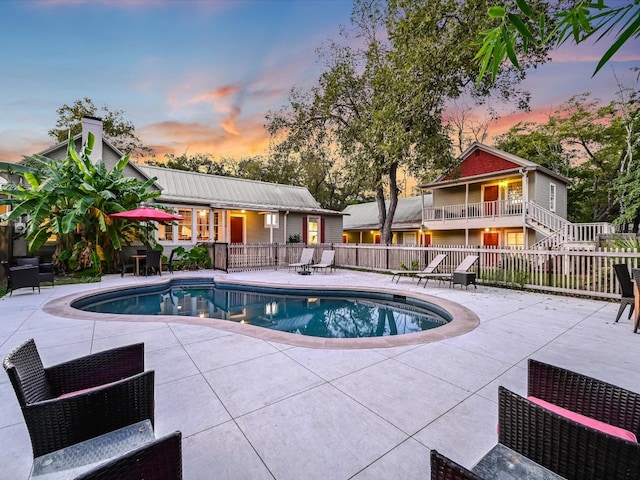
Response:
[[46, 343, 145, 395], [430, 450, 483, 480], [22, 370, 155, 457], [75, 431, 183, 480], [528, 359, 640, 437], [498, 386, 640, 480], [38, 262, 54, 274]]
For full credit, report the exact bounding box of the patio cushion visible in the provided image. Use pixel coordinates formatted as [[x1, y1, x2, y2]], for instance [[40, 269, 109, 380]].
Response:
[[528, 396, 637, 443], [58, 379, 120, 399]]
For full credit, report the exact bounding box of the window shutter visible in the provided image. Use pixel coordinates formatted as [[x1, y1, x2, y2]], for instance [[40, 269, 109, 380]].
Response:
[[321, 218, 325, 243], [302, 216, 307, 244]]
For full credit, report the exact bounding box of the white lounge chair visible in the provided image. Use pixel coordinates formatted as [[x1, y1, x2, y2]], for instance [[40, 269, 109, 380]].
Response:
[[288, 248, 315, 272], [417, 254, 479, 288], [311, 250, 335, 274], [390, 253, 447, 284]]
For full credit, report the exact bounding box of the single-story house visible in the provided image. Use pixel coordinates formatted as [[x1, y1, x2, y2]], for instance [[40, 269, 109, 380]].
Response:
[[342, 195, 432, 244]]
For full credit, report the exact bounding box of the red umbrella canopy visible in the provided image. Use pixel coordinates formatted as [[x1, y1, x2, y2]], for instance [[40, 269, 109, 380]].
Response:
[[109, 206, 183, 222]]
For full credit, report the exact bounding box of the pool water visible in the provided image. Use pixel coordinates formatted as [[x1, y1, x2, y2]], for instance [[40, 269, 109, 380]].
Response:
[[73, 282, 451, 339]]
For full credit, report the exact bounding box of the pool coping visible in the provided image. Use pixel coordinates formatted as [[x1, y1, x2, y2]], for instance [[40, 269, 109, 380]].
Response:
[[43, 277, 480, 349]]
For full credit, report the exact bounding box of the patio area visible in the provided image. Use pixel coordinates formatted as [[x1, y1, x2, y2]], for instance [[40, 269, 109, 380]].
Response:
[[1, 268, 637, 479]]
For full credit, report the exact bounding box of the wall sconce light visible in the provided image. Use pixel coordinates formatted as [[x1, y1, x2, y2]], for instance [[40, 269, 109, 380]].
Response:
[[484, 228, 490, 232]]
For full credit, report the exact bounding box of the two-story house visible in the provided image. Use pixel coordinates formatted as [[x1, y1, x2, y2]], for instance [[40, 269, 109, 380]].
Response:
[[420, 143, 613, 249]]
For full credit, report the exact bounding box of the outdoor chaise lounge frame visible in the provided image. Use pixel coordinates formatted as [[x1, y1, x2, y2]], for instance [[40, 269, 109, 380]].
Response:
[[3, 339, 155, 458], [390, 253, 447, 284], [415, 254, 478, 288], [431, 359, 640, 480], [288, 247, 314, 272], [311, 250, 335, 274]]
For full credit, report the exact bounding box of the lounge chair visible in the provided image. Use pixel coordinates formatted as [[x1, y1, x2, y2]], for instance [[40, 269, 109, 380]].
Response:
[[288, 247, 314, 272], [311, 250, 335, 274], [612, 263, 635, 323], [390, 253, 447, 284], [417, 254, 478, 289], [3, 338, 155, 458]]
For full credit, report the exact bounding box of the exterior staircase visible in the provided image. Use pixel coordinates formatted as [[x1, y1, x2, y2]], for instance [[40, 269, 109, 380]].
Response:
[[526, 202, 614, 250]]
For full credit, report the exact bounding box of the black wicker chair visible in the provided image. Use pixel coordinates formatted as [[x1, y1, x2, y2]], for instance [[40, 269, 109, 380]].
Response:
[[1, 261, 40, 295], [430, 450, 482, 480], [118, 251, 135, 277], [3, 339, 154, 458], [74, 431, 183, 480], [16, 256, 55, 286], [431, 360, 640, 480], [144, 249, 162, 276], [162, 248, 178, 274], [612, 263, 635, 323]]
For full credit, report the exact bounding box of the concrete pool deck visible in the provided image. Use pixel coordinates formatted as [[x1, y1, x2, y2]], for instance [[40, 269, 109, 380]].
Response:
[[1, 269, 638, 479]]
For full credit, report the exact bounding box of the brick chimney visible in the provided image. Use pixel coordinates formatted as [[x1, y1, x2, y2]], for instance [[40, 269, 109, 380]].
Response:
[[81, 116, 103, 162]]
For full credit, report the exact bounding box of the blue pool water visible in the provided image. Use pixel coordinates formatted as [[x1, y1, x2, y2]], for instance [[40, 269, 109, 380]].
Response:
[[72, 279, 451, 339]]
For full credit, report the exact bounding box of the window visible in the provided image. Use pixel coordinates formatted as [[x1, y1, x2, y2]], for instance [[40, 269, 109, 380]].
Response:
[[213, 212, 220, 241], [157, 222, 173, 241], [549, 183, 557, 212], [178, 209, 193, 241], [197, 209, 210, 241], [307, 216, 320, 244], [264, 213, 279, 228], [506, 231, 524, 249]]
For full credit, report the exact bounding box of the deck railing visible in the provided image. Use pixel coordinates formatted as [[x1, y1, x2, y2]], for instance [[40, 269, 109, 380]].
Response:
[[206, 242, 640, 300]]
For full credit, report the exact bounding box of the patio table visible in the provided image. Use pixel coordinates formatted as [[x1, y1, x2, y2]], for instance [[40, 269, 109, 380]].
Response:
[[131, 254, 146, 276], [30, 420, 154, 479], [472, 444, 566, 479]]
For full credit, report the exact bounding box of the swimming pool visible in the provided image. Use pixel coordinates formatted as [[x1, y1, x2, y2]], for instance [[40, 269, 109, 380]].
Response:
[[71, 278, 451, 339]]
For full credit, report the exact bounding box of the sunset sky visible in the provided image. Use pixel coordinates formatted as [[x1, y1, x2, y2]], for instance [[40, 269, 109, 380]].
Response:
[[1, 0, 638, 164]]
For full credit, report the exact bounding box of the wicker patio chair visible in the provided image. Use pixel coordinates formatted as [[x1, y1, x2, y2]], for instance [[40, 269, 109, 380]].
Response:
[[612, 263, 635, 323], [632, 268, 640, 333], [430, 450, 482, 480], [16, 256, 55, 286], [74, 431, 183, 480], [494, 358, 640, 479], [3, 338, 154, 458], [1, 261, 40, 295], [144, 249, 162, 276]]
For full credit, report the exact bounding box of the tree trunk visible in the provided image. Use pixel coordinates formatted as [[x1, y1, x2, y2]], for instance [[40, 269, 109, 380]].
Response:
[[380, 163, 399, 245]]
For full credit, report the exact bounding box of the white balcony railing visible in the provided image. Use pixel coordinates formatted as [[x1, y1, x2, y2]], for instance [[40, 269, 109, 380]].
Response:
[[423, 199, 523, 223]]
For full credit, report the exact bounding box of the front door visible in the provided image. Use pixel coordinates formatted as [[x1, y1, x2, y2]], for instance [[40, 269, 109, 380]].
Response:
[[230, 216, 244, 244], [483, 232, 500, 265], [484, 185, 499, 216]]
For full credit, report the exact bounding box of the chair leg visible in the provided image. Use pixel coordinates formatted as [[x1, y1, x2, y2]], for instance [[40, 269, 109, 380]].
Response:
[[615, 303, 627, 322], [628, 303, 634, 320]]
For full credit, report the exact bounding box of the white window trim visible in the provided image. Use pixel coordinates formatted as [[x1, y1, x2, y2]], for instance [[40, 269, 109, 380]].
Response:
[[264, 212, 279, 228], [549, 183, 557, 213]]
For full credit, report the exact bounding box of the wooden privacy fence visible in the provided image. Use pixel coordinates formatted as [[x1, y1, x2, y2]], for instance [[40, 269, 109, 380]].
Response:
[[205, 242, 640, 300]]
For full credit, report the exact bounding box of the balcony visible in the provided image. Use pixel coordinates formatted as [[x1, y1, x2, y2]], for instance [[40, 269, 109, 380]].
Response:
[[422, 200, 523, 230]]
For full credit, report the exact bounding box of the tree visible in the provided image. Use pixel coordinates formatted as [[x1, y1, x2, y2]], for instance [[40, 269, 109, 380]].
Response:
[[49, 97, 154, 158], [476, 0, 640, 83], [0, 133, 159, 273], [268, 0, 547, 243], [146, 152, 228, 175]]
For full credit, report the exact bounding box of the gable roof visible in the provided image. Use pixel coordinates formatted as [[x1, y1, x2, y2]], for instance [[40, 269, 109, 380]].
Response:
[[342, 195, 431, 230], [139, 165, 340, 215], [421, 143, 570, 188]]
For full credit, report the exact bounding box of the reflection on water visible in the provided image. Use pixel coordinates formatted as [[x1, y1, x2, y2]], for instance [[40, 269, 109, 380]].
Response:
[[82, 286, 449, 339]]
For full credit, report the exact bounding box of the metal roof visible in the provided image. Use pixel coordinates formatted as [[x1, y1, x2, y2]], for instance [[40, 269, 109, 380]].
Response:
[[342, 195, 431, 230], [139, 165, 340, 214]]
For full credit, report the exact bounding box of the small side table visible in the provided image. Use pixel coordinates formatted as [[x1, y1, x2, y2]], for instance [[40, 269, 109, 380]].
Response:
[[31, 420, 154, 479], [452, 271, 476, 289], [473, 444, 565, 479]]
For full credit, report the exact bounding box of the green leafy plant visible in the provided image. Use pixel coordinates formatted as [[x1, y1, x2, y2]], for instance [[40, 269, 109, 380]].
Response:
[[399, 260, 419, 271], [288, 233, 302, 243], [172, 245, 211, 270]]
